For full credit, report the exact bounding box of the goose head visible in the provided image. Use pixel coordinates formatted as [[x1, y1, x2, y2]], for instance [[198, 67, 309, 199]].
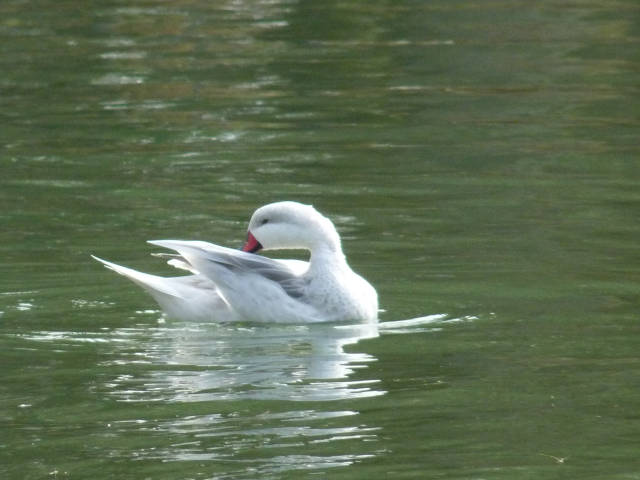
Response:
[[241, 201, 341, 254]]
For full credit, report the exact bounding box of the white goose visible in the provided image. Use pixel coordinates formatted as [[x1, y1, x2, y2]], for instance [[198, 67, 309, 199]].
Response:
[[93, 201, 378, 323]]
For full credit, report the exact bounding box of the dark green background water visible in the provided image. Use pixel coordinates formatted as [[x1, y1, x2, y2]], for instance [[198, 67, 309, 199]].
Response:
[[1, 1, 639, 478]]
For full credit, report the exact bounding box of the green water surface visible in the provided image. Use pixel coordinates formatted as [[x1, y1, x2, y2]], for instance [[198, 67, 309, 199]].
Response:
[[1, 1, 639, 479]]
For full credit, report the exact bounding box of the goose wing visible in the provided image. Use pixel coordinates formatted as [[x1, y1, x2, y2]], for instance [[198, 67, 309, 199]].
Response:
[[148, 240, 309, 299]]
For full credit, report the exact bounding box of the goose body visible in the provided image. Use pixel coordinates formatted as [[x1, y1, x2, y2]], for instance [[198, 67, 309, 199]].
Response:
[[93, 201, 378, 323]]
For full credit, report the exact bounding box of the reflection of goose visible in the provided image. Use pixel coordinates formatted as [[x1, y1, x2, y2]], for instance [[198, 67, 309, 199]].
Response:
[[101, 315, 465, 403], [105, 321, 383, 403], [93, 201, 378, 323]]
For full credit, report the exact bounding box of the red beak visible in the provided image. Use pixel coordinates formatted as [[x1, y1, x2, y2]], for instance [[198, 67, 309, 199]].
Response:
[[241, 231, 263, 253]]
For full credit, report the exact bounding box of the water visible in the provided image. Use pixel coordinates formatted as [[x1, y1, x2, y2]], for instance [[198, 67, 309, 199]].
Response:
[[1, 0, 639, 478]]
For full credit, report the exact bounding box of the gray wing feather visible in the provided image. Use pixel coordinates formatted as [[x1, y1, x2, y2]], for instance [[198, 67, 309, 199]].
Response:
[[149, 240, 308, 299]]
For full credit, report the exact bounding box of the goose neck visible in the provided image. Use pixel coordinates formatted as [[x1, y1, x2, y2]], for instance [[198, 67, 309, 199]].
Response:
[[309, 245, 347, 272]]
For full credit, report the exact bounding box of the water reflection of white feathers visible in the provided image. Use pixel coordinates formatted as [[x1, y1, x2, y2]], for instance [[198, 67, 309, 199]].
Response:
[[104, 319, 387, 469], [103, 319, 382, 402], [22, 312, 468, 471], [135, 408, 380, 467], [101, 313, 465, 403], [100, 314, 458, 469]]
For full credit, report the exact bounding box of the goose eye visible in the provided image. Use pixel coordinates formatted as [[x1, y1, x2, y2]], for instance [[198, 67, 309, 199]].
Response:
[[260, 218, 269, 226]]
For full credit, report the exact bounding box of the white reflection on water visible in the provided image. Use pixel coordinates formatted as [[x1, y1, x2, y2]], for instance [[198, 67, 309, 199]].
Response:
[[101, 321, 383, 403], [18, 314, 469, 404], [17, 313, 462, 474], [126, 408, 381, 466]]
